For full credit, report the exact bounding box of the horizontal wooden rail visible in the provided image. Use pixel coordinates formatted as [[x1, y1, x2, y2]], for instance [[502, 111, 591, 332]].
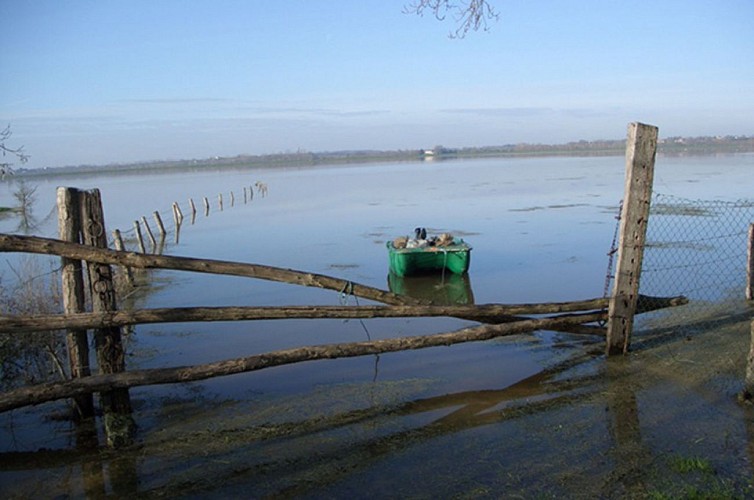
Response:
[[0, 295, 688, 334], [0, 310, 605, 412], [0, 233, 417, 306]]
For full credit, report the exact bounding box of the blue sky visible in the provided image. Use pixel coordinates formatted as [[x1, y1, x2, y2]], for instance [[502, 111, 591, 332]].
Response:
[[1, 0, 753, 169]]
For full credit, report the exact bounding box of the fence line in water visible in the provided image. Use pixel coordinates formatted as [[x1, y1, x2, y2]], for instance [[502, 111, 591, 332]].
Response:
[[118, 182, 267, 256]]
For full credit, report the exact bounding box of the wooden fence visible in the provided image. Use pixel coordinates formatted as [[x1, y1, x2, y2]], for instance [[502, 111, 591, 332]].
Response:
[[0, 122, 686, 447]]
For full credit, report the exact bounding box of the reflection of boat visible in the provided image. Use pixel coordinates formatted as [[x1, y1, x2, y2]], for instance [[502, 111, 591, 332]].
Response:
[[386, 239, 472, 277], [388, 272, 475, 305]]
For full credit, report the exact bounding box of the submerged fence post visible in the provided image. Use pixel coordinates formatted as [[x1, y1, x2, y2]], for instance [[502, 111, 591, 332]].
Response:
[[133, 220, 146, 254], [79, 189, 135, 447], [141, 215, 156, 251], [112, 229, 135, 286], [606, 122, 658, 356], [153, 211, 166, 237], [56, 187, 95, 419]]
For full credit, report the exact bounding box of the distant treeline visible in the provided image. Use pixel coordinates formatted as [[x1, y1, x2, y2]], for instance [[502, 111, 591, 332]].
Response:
[[13, 134, 754, 178]]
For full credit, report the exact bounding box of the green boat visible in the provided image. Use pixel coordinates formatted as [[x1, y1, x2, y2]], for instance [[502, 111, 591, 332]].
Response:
[[386, 238, 472, 277]]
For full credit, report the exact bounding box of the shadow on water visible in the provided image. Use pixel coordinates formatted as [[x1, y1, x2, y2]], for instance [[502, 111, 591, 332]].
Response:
[[4, 323, 752, 498], [0, 349, 601, 497]]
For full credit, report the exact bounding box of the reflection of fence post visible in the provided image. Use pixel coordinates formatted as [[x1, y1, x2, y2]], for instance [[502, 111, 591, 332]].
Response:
[[606, 122, 658, 356], [56, 187, 95, 419], [744, 320, 754, 400], [79, 188, 135, 447], [746, 224, 754, 300]]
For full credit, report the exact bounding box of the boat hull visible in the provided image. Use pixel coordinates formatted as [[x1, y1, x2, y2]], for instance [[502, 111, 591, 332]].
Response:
[[387, 241, 472, 277]]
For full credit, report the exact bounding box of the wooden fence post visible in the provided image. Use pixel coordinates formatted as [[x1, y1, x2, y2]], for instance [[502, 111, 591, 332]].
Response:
[[746, 224, 754, 300], [133, 220, 146, 254], [112, 229, 135, 285], [152, 211, 166, 237], [606, 122, 658, 355], [56, 187, 95, 418], [79, 189, 135, 447], [141, 216, 157, 250]]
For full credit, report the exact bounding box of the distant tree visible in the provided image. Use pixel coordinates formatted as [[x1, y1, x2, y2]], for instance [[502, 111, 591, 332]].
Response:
[[404, 0, 499, 38], [1, 124, 30, 179]]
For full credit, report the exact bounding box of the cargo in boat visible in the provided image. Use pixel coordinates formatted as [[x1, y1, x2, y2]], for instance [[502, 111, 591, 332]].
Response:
[[387, 229, 472, 277]]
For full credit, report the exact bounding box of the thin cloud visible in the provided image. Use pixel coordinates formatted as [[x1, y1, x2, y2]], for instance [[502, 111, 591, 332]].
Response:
[[115, 97, 234, 104], [440, 107, 555, 117]]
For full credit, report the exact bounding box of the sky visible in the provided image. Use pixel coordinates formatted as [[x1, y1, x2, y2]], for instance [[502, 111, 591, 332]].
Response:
[[1, 0, 753, 169]]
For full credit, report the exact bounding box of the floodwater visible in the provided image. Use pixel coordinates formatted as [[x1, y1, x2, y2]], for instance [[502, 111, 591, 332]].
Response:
[[1, 154, 754, 497]]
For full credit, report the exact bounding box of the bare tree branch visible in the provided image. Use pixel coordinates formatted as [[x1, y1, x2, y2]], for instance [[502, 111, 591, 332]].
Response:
[[1, 124, 30, 178], [404, 0, 499, 38]]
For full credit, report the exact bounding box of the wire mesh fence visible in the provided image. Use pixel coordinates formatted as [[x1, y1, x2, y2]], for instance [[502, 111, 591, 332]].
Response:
[[636, 192, 754, 333]]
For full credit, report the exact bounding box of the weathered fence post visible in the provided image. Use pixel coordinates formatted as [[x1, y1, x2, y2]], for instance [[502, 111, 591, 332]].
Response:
[[112, 229, 135, 285], [747, 224, 754, 300], [606, 122, 658, 355], [152, 211, 166, 237], [172, 202, 184, 226], [141, 215, 157, 250], [56, 187, 95, 418], [79, 189, 135, 447], [133, 220, 146, 254]]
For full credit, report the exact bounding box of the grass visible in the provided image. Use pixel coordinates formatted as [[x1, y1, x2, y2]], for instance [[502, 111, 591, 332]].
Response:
[[669, 455, 714, 474], [645, 454, 754, 500]]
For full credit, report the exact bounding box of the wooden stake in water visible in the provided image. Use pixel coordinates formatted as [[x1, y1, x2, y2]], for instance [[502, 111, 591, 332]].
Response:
[[747, 224, 754, 300], [133, 220, 146, 254], [153, 211, 166, 237], [112, 229, 134, 285], [606, 122, 658, 356], [56, 187, 94, 419], [141, 215, 156, 250], [79, 189, 135, 447]]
